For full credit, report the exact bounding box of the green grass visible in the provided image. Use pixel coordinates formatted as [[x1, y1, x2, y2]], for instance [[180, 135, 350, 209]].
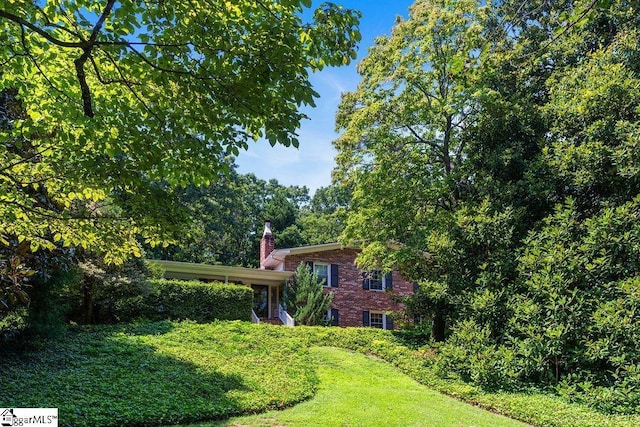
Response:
[[3, 321, 640, 427], [186, 346, 527, 427]]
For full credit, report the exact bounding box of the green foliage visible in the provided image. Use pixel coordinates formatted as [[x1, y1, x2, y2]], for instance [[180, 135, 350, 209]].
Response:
[[114, 279, 253, 323], [4, 322, 640, 427], [509, 197, 640, 404], [25, 266, 81, 339], [0, 0, 360, 265], [334, 0, 640, 414], [334, 0, 495, 340], [435, 320, 519, 391], [0, 238, 76, 340], [298, 183, 351, 246], [284, 263, 334, 326], [0, 321, 317, 427], [0, 306, 27, 342], [63, 257, 156, 324], [144, 166, 348, 267]]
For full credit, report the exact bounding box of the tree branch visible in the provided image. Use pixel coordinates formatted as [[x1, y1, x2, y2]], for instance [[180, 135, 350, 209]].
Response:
[[72, 0, 116, 117], [19, 24, 74, 103], [0, 144, 53, 174], [0, 9, 83, 48]]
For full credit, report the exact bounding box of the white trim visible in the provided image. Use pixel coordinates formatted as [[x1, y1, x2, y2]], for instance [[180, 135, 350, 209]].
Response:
[[279, 304, 295, 327], [251, 310, 260, 324], [369, 311, 385, 329], [364, 270, 387, 291], [148, 259, 293, 285]]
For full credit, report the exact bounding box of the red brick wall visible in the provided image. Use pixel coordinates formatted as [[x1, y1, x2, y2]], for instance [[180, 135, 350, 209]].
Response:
[[285, 249, 413, 328]]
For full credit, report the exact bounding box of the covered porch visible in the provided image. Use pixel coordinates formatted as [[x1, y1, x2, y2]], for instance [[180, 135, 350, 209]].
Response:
[[150, 260, 294, 325]]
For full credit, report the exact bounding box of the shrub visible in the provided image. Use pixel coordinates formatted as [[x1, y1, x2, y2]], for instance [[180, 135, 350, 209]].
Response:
[[113, 279, 253, 323], [26, 267, 82, 339], [66, 258, 159, 324], [0, 307, 28, 343], [435, 319, 519, 391], [284, 262, 334, 326]]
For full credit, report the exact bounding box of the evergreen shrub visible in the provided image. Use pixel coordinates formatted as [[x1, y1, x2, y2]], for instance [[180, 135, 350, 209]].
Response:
[[113, 279, 253, 323]]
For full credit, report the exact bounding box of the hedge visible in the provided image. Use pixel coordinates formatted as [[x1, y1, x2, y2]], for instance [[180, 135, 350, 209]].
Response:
[[112, 279, 253, 323]]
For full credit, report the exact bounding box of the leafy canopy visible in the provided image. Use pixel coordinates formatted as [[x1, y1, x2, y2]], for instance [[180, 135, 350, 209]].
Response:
[[0, 0, 361, 263]]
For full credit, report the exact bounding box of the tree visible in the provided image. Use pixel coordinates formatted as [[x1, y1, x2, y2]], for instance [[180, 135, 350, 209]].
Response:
[[144, 163, 312, 267], [298, 183, 351, 245], [334, 0, 490, 340], [0, 1, 361, 263], [0, 1, 360, 319], [284, 262, 334, 326], [498, 0, 640, 401]]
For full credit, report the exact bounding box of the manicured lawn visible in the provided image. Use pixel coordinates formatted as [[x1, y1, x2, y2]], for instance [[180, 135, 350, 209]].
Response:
[[185, 346, 527, 427], [3, 321, 640, 427]]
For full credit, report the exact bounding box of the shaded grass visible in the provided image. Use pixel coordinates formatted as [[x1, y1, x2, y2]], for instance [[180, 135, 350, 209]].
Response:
[[185, 346, 528, 427], [4, 321, 640, 427], [0, 321, 316, 427]]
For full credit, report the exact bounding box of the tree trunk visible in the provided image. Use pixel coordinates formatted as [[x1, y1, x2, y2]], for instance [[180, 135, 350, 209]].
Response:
[[431, 312, 446, 342], [83, 283, 93, 324]]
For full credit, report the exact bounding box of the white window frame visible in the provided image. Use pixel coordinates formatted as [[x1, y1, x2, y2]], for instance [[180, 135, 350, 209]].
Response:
[[314, 262, 331, 287], [369, 311, 386, 329], [367, 270, 385, 291]]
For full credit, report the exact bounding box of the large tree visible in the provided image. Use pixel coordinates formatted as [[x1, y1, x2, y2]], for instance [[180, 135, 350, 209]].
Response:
[[0, 1, 361, 264], [334, 0, 490, 340]]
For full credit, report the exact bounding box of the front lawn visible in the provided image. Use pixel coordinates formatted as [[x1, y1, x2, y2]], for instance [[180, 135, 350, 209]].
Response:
[[187, 346, 527, 427], [0, 321, 316, 427], [3, 321, 640, 427]]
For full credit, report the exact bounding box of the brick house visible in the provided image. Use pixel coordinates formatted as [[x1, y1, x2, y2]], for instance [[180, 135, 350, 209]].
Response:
[[154, 221, 414, 329], [260, 221, 414, 329]]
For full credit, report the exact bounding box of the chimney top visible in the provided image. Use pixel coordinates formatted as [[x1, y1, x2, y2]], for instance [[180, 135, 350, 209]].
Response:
[[263, 220, 272, 236], [260, 220, 275, 268]]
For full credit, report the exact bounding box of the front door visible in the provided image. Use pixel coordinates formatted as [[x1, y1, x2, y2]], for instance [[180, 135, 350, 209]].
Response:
[[252, 285, 269, 318]]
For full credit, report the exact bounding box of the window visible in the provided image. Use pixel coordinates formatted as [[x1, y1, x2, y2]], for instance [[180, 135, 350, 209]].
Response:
[[369, 270, 384, 290], [314, 263, 330, 287], [369, 312, 384, 328], [362, 271, 393, 291], [363, 310, 393, 330], [324, 308, 339, 326]]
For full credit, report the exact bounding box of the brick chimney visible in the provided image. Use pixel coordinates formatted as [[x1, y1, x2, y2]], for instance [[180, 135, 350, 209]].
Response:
[[259, 220, 275, 268]]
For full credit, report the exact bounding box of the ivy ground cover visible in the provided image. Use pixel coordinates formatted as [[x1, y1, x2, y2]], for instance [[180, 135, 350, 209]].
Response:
[[0, 321, 316, 427], [4, 321, 639, 426]]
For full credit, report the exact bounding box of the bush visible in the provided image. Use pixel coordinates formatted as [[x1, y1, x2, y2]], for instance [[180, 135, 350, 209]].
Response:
[[0, 307, 28, 343], [113, 279, 253, 323], [66, 258, 159, 324], [434, 320, 520, 391], [26, 267, 82, 339]]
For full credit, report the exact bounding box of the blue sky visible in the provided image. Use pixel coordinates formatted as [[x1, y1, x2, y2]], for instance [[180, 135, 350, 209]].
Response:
[[235, 0, 415, 194]]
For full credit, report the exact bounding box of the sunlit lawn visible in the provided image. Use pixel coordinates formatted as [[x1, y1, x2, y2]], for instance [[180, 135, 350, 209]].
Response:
[[184, 346, 528, 427]]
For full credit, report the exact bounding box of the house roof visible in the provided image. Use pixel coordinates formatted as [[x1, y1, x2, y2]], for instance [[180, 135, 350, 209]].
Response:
[[149, 260, 293, 285], [260, 242, 359, 270]]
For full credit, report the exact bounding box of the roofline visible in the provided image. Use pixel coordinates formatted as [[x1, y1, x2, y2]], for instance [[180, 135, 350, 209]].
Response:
[[147, 260, 293, 284], [260, 242, 362, 269]]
